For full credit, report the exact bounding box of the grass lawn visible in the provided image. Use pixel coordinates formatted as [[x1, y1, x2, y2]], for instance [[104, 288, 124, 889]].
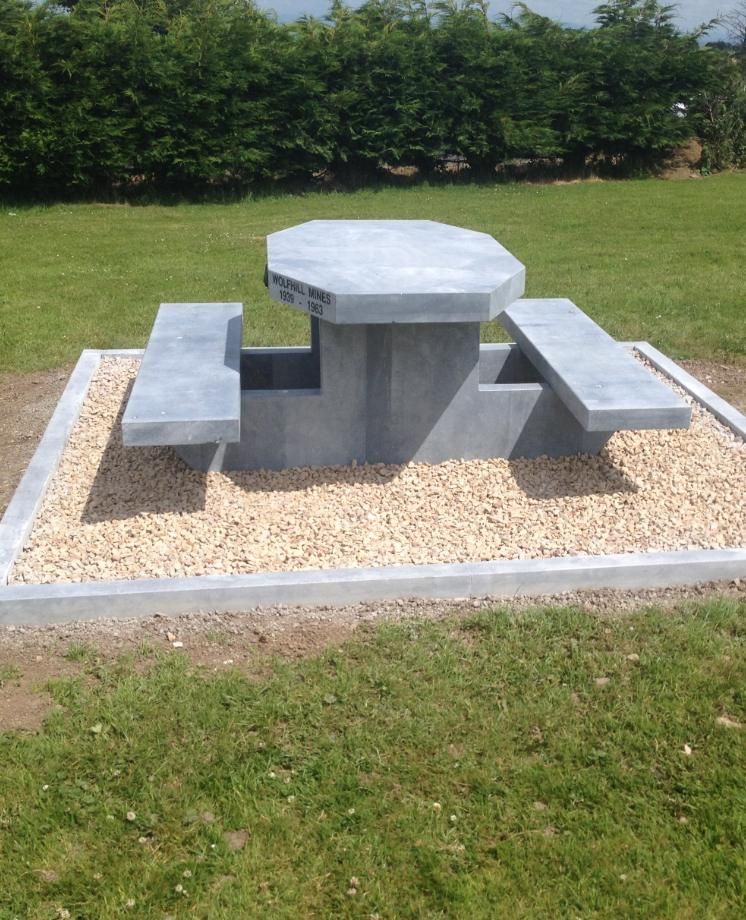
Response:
[[1, 601, 745, 918], [1, 177, 744, 917], [1, 174, 745, 373]]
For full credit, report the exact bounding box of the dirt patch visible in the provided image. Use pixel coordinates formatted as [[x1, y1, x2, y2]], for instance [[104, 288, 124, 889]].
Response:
[[0, 652, 80, 732], [0, 610, 361, 731], [0, 678, 57, 733], [679, 360, 746, 414], [0, 366, 71, 517]]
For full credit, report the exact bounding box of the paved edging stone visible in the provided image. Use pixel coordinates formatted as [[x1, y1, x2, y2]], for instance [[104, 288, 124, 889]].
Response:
[[632, 341, 746, 439], [0, 350, 101, 583], [1, 549, 745, 626]]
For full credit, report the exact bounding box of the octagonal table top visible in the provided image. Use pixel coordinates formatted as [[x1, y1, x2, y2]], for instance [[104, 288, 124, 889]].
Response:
[[266, 219, 525, 324]]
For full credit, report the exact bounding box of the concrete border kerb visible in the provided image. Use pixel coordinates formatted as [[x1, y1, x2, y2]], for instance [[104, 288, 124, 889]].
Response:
[[0, 350, 100, 584], [1, 344, 744, 625], [632, 342, 746, 440], [0, 348, 146, 584]]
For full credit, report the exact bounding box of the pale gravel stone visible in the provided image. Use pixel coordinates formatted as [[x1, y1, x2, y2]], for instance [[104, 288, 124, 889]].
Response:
[[9, 356, 746, 587]]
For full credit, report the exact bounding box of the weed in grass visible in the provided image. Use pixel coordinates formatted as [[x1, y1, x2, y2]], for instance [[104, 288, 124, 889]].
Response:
[[62, 641, 98, 664], [134, 641, 158, 659], [0, 664, 22, 686], [203, 628, 235, 646]]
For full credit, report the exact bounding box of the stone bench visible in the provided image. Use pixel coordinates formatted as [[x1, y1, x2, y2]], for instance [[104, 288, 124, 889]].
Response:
[[499, 299, 691, 432], [121, 302, 243, 447]]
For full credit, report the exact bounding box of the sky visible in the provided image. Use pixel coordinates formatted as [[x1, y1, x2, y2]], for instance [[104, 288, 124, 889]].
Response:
[[255, 0, 731, 39]]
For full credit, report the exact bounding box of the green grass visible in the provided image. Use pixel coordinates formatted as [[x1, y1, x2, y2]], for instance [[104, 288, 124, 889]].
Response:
[[2, 174, 746, 372], [1, 602, 745, 918], [0, 664, 21, 687], [62, 642, 100, 665]]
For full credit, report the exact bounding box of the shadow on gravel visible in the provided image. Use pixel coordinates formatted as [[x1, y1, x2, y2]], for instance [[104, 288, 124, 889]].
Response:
[[508, 450, 638, 500], [81, 383, 208, 522], [225, 463, 402, 495]]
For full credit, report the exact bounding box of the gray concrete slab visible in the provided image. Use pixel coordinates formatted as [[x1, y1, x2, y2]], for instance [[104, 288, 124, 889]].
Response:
[[1, 549, 745, 625], [500, 300, 691, 432], [121, 303, 243, 447], [179, 323, 369, 470], [266, 220, 526, 324], [178, 330, 607, 471]]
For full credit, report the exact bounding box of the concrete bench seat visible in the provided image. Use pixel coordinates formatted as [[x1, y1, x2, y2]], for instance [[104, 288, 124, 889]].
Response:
[[122, 302, 242, 447], [499, 299, 691, 432]]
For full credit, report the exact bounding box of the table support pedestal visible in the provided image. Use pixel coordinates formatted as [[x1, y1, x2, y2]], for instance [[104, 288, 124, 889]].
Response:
[[176, 321, 608, 471]]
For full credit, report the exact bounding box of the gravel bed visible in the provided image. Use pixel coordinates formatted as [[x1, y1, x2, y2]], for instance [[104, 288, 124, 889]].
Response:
[[9, 356, 746, 586]]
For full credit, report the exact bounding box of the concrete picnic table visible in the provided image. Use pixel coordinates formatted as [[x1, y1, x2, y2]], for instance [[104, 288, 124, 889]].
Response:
[[122, 220, 690, 471]]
